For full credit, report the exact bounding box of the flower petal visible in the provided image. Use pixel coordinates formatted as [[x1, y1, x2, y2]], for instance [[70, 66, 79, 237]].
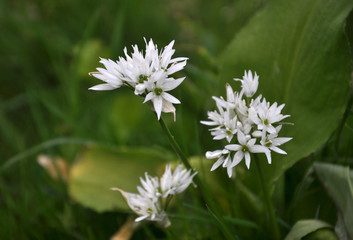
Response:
[[211, 157, 225, 171], [245, 152, 251, 169], [162, 92, 181, 104], [226, 144, 242, 151], [162, 77, 185, 91], [152, 96, 163, 120], [144, 92, 155, 103], [89, 83, 117, 91]]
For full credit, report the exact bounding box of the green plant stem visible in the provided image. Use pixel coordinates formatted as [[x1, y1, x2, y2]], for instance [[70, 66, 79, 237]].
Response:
[[158, 117, 192, 170], [158, 117, 234, 240], [254, 156, 280, 240], [164, 195, 173, 211]]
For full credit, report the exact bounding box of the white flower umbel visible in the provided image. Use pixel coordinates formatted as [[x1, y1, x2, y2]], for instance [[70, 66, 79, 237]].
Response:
[[202, 70, 292, 177], [112, 164, 197, 227], [112, 187, 171, 227], [89, 38, 188, 120]]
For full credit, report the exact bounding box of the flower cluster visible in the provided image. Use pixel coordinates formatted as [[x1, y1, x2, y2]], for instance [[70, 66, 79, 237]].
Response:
[[201, 70, 292, 178], [89, 38, 188, 120], [112, 164, 197, 227]]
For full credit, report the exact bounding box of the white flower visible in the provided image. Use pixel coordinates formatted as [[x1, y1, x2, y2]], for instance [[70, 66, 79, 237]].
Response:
[[210, 109, 238, 142], [160, 164, 197, 197], [200, 102, 225, 127], [234, 70, 259, 98], [202, 70, 292, 177], [112, 163, 196, 227], [89, 38, 188, 120], [143, 72, 184, 120], [260, 126, 292, 154], [111, 188, 170, 227], [225, 130, 271, 168], [206, 149, 235, 177], [89, 58, 124, 90], [249, 99, 290, 135], [137, 173, 161, 201]]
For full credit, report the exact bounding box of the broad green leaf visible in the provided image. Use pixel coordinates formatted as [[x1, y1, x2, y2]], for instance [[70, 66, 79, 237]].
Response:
[[220, 0, 353, 184], [68, 146, 174, 212], [314, 162, 353, 239], [284, 219, 333, 240]]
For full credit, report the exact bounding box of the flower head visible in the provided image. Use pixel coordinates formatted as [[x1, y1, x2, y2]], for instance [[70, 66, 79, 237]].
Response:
[[90, 38, 188, 120], [112, 164, 197, 227], [112, 188, 170, 227], [202, 70, 292, 177]]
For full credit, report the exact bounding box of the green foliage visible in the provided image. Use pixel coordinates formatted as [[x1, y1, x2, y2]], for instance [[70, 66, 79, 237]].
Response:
[[284, 219, 335, 240], [220, 0, 353, 186], [314, 162, 353, 239]]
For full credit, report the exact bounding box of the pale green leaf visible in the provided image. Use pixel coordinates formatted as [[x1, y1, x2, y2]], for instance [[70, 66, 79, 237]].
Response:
[[314, 162, 353, 239], [68, 146, 174, 212], [284, 219, 333, 240]]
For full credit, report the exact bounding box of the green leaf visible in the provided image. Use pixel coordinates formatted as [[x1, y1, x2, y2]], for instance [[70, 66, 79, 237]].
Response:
[[284, 219, 333, 240], [220, 0, 353, 184], [68, 146, 174, 212], [314, 162, 353, 239]]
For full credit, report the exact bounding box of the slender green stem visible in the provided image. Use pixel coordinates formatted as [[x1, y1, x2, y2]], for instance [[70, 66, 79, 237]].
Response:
[[254, 155, 280, 240], [158, 117, 234, 240], [158, 117, 192, 170], [164, 195, 173, 211]]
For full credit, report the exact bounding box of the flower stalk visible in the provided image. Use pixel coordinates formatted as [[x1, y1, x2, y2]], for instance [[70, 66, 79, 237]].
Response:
[[158, 117, 192, 170], [254, 155, 280, 240], [158, 117, 234, 240]]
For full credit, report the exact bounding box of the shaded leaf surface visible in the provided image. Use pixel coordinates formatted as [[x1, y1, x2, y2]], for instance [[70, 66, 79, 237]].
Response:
[[314, 162, 353, 239], [284, 219, 333, 240], [220, 0, 353, 184]]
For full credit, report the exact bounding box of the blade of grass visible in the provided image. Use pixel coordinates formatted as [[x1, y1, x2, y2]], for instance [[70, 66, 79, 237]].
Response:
[[206, 204, 234, 240], [223, 216, 259, 229], [1, 137, 94, 172], [167, 213, 213, 223]]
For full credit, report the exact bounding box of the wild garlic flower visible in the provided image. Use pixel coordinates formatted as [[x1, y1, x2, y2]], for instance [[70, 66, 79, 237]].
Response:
[[112, 164, 197, 227], [89, 38, 188, 120], [202, 70, 292, 177], [234, 70, 259, 98], [160, 164, 197, 197]]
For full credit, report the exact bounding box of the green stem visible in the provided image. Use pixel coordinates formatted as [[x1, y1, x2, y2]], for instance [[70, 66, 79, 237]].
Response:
[[164, 195, 173, 211], [158, 117, 234, 240], [158, 117, 192, 170], [254, 156, 280, 240]]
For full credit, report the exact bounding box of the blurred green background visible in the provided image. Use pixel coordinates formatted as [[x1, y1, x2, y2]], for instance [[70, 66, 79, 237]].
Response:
[[1, 0, 353, 239]]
